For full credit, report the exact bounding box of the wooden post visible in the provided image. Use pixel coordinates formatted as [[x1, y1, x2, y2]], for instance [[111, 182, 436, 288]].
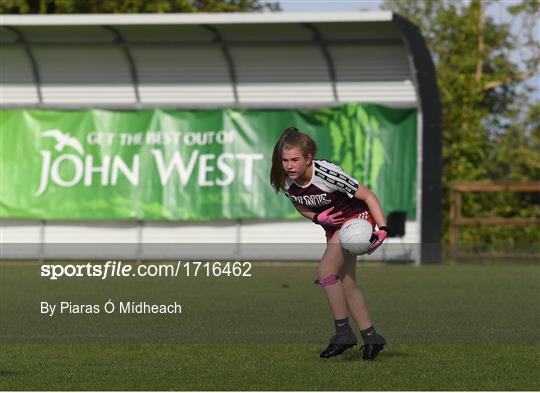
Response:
[[449, 188, 461, 259]]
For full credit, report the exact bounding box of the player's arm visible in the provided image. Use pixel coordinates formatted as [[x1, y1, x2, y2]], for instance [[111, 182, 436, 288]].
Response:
[[354, 184, 386, 228], [354, 184, 388, 254], [293, 202, 345, 226]]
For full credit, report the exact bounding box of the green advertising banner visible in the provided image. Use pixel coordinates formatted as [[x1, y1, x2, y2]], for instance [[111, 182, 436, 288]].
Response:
[[0, 104, 417, 221]]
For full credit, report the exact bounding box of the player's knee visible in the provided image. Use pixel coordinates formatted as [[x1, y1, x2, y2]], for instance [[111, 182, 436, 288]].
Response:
[[314, 273, 340, 286]]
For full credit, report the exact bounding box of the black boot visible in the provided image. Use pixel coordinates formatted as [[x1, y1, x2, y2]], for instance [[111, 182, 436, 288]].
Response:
[[319, 328, 358, 359], [360, 333, 386, 361]]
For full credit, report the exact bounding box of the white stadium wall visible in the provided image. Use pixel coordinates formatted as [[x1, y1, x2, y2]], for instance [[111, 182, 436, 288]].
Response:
[[1, 219, 420, 262], [1, 14, 417, 107], [0, 13, 426, 262]]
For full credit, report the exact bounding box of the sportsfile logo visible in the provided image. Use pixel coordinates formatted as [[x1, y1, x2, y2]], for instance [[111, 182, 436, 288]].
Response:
[[35, 129, 263, 197]]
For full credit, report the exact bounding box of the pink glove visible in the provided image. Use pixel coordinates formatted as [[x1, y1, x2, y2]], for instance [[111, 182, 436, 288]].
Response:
[[368, 226, 388, 255], [312, 206, 345, 226]]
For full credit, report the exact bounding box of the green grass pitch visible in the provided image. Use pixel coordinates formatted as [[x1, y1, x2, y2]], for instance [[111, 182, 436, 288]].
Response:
[[1, 262, 539, 390]]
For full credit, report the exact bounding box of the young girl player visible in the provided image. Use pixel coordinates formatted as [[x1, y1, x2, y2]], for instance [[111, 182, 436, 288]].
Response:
[[270, 127, 388, 361]]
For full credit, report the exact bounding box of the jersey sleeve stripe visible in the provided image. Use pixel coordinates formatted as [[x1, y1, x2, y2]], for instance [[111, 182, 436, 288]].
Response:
[[316, 171, 357, 195], [314, 162, 358, 190]]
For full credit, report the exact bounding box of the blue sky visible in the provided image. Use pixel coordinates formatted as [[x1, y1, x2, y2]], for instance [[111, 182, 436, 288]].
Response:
[[275, 0, 382, 12]]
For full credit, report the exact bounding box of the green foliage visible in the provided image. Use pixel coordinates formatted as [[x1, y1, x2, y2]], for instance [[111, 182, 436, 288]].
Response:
[[0, 0, 281, 13], [487, 102, 540, 182], [383, 0, 540, 249]]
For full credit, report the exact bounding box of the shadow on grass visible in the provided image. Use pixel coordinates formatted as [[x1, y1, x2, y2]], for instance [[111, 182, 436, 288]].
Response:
[[337, 350, 412, 362], [380, 351, 411, 358]]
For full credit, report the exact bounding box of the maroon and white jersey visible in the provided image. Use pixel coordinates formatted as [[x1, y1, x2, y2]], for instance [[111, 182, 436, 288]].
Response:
[[284, 160, 373, 227]]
